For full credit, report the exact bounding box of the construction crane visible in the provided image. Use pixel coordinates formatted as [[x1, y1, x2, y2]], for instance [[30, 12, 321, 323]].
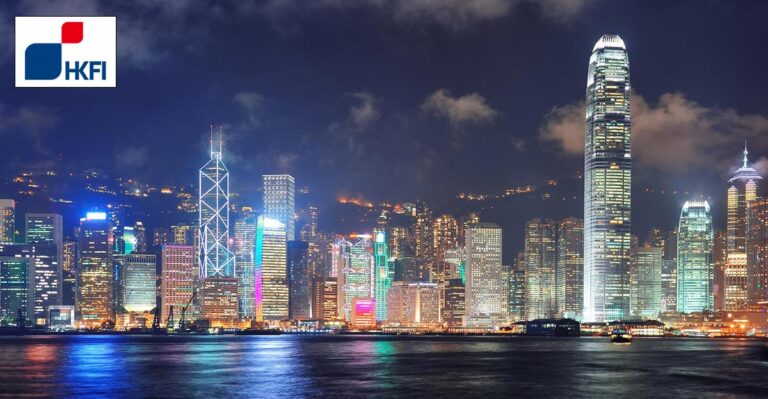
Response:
[[178, 292, 196, 332], [151, 306, 161, 331], [166, 306, 174, 330]]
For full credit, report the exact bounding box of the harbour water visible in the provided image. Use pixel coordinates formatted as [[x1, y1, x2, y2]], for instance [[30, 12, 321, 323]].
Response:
[[0, 335, 766, 398]]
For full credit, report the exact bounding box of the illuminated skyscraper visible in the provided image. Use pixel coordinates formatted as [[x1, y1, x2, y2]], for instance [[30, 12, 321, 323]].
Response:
[[556, 218, 583, 320], [747, 200, 768, 304], [255, 216, 288, 321], [263, 175, 296, 241], [465, 223, 503, 327], [122, 254, 156, 313], [77, 212, 114, 328], [524, 219, 557, 320], [0, 251, 31, 324], [0, 199, 15, 243], [288, 240, 310, 320], [373, 230, 391, 321], [630, 246, 662, 319], [725, 145, 762, 310], [661, 230, 678, 313], [62, 241, 77, 306], [160, 245, 195, 325], [442, 278, 465, 327], [338, 235, 374, 320], [234, 216, 257, 319], [677, 201, 714, 313], [433, 214, 458, 262], [25, 213, 64, 326], [583, 34, 632, 322], [199, 132, 235, 278]]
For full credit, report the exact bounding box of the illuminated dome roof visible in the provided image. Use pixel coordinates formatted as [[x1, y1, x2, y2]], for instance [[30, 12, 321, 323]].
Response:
[[593, 34, 626, 51]]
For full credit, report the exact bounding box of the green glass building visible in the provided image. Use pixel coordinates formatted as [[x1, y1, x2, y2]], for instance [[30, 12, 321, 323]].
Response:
[[677, 201, 714, 313]]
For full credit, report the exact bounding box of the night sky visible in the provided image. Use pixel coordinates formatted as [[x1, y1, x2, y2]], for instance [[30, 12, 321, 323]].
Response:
[[2, 0, 768, 237]]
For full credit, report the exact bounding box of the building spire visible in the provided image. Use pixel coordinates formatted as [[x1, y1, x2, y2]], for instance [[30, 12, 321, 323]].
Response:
[[209, 125, 214, 159], [743, 140, 749, 169]]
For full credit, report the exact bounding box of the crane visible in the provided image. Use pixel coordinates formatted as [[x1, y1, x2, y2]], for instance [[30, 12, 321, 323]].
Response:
[[166, 306, 175, 330], [178, 291, 196, 332]]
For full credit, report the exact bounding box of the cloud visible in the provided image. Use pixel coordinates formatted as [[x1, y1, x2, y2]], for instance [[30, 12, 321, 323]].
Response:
[[260, 0, 596, 28], [347, 92, 381, 131], [421, 89, 498, 128], [235, 91, 266, 129], [115, 146, 150, 169], [539, 92, 768, 174]]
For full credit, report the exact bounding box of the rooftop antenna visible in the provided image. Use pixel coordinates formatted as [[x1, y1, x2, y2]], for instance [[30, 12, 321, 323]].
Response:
[[743, 140, 749, 169], [209, 124, 214, 158], [218, 125, 223, 159]]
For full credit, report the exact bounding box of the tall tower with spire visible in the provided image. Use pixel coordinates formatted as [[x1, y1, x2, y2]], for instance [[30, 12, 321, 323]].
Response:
[[724, 143, 762, 310], [583, 34, 632, 322], [199, 127, 235, 278]]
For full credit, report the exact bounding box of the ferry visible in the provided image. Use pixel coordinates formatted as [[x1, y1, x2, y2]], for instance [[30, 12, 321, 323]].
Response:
[[610, 327, 633, 343]]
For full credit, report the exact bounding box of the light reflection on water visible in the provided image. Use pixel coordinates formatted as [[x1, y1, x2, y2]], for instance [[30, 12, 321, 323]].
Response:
[[0, 335, 766, 398]]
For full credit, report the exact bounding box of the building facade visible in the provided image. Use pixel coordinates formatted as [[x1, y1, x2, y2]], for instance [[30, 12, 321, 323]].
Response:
[[263, 174, 296, 241], [255, 216, 288, 321], [160, 245, 195, 325], [524, 219, 557, 320], [465, 223, 503, 327], [122, 254, 156, 313], [557, 218, 583, 320], [77, 212, 114, 328], [288, 240, 310, 320], [630, 246, 662, 319]]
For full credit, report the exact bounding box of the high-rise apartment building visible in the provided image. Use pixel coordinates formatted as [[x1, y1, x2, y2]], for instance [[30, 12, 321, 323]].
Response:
[[263, 175, 296, 241], [583, 34, 632, 322]]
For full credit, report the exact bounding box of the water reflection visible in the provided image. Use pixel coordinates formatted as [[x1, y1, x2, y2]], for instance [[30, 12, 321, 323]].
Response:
[[0, 336, 765, 398]]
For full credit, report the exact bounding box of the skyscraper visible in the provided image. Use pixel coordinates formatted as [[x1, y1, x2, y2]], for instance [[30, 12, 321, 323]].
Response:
[[255, 216, 288, 321], [288, 240, 310, 320], [747, 200, 768, 304], [25, 213, 64, 326], [122, 254, 156, 313], [556, 218, 583, 320], [373, 230, 391, 322], [0, 251, 32, 324], [442, 278, 465, 327], [583, 34, 632, 322], [465, 223, 503, 327], [677, 201, 714, 313], [160, 245, 195, 325], [199, 133, 235, 278], [62, 241, 77, 306], [725, 145, 762, 310], [630, 246, 662, 319], [338, 235, 374, 320], [77, 212, 114, 328], [234, 216, 257, 319], [385, 281, 440, 325], [0, 199, 15, 243], [263, 175, 296, 241], [312, 277, 338, 321], [524, 219, 557, 320], [661, 230, 678, 313]]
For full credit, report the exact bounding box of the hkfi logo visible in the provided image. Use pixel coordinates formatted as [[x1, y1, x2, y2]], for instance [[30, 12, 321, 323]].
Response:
[[15, 17, 116, 87]]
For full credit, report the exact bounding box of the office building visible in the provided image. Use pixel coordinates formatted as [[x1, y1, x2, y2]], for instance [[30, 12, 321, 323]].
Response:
[[338, 235, 374, 320], [122, 254, 156, 313], [199, 134, 235, 278], [630, 246, 662, 319], [350, 297, 375, 330], [661, 230, 678, 313], [725, 145, 762, 310], [465, 223, 503, 327], [0, 249, 32, 324], [160, 245, 195, 325], [524, 219, 557, 320], [312, 277, 339, 321], [200, 277, 239, 323], [255, 216, 288, 321], [557, 218, 583, 320], [386, 281, 440, 325], [584, 34, 632, 322], [0, 199, 15, 243], [747, 200, 768, 304], [62, 241, 77, 306], [288, 240, 310, 320], [442, 278, 465, 327], [262, 174, 296, 241], [77, 212, 114, 328], [677, 201, 714, 313], [234, 216, 257, 319], [373, 230, 391, 322]]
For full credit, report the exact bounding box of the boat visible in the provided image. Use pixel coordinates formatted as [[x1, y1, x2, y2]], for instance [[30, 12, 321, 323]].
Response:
[[610, 327, 632, 343]]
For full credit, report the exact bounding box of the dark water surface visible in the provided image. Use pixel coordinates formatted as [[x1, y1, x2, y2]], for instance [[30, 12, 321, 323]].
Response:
[[0, 335, 766, 398]]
